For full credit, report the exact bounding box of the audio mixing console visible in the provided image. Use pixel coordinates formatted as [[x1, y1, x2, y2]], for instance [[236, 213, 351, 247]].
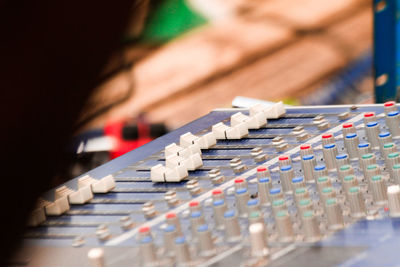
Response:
[[12, 102, 400, 267]]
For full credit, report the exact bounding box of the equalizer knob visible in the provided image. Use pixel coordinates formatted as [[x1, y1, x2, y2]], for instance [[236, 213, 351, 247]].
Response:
[[365, 164, 381, 187], [291, 177, 306, 191], [294, 187, 310, 204], [247, 199, 261, 214], [235, 188, 250, 216], [322, 133, 335, 146], [300, 144, 313, 157], [278, 155, 292, 167], [344, 133, 360, 159], [370, 175, 388, 205], [336, 154, 350, 170], [213, 199, 228, 228], [224, 210, 242, 242], [174, 237, 191, 264], [387, 152, 400, 179], [190, 211, 206, 236], [197, 224, 216, 257], [387, 185, 400, 217], [316, 176, 332, 195], [248, 211, 264, 224], [297, 198, 313, 214], [249, 223, 269, 257], [163, 225, 178, 256], [189, 201, 202, 213], [275, 210, 294, 242], [301, 211, 321, 242], [338, 164, 354, 182], [342, 175, 359, 196], [342, 123, 356, 136], [272, 199, 287, 215], [384, 101, 398, 114], [382, 143, 397, 163], [363, 112, 376, 124], [347, 187, 366, 218], [139, 236, 158, 265], [325, 198, 344, 230], [257, 167, 270, 179], [212, 189, 225, 201], [378, 132, 393, 151], [166, 213, 182, 234], [234, 177, 248, 190], [393, 164, 400, 185], [320, 187, 336, 206], [357, 143, 371, 157], [322, 143, 338, 170], [314, 164, 328, 181], [269, 188, 284, 201], [280, 165, 294, 193], [257, 178, 271, 205], [360, 153, 376, 174], [365, 121, 380, 148], [386, 111, 400, 137], [301, 154, 317, 182]]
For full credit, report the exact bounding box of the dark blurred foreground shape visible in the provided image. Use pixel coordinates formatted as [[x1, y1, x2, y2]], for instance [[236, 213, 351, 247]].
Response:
[[0, 0, 148, 263]]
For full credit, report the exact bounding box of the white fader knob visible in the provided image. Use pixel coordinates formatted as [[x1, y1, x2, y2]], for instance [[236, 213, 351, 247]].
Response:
[[231, 112, 265, 129], [180, 132, 216, 149], [249, 223, 269, 257], [88, 248, 105, 267], [263, 101, 286, 119], [78, 175, 116, 194], [212, 122, 248, 140], [387, 185, 400, 217]]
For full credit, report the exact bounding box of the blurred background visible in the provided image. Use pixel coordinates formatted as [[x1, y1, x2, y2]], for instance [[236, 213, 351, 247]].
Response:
[[68, 0, 374, 178]]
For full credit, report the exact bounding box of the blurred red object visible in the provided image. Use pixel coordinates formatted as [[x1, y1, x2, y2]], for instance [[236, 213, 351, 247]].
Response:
[[104, 120, 153, 159]]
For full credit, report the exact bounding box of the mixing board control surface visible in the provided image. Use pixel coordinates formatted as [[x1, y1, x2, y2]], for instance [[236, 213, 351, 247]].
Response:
[[14, 103, 400, 267]]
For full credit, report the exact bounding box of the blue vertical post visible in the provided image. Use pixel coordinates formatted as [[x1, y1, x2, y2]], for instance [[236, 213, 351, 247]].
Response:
[[374, 0, 398, 102]]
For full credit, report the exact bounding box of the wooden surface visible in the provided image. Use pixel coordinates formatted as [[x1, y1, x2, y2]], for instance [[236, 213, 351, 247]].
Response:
[[82, 0, 373, 130]]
